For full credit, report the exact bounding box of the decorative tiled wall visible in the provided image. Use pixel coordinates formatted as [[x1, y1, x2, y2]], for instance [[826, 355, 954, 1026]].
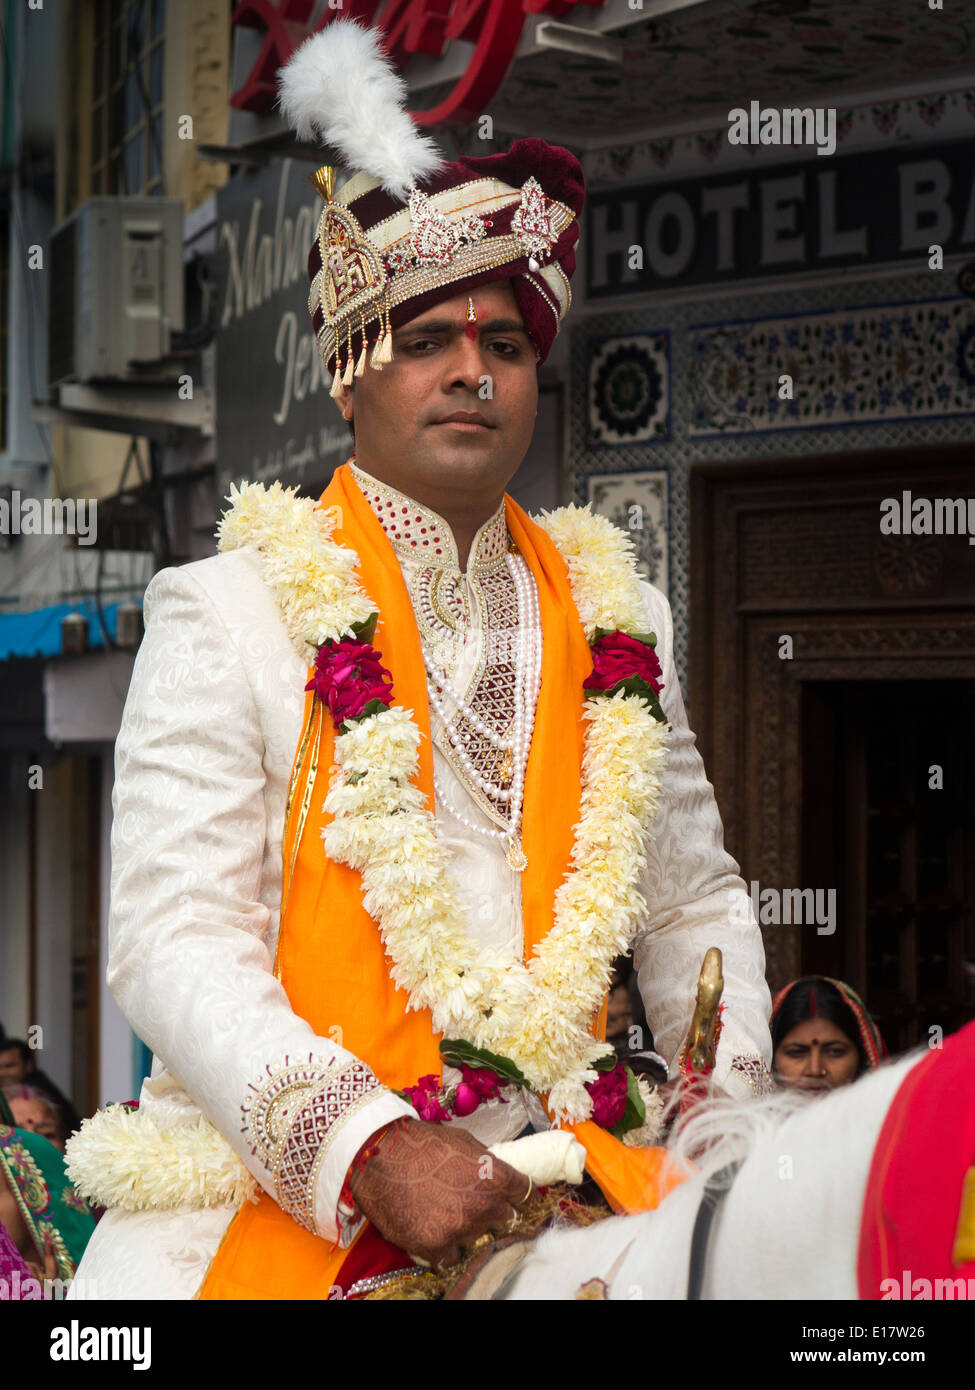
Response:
[[587, 333, 670, 447], [586, 85, 975, 183], [586, 469, 669, 600], [570, 270, 975, 700], [689, 298, 975, 437]]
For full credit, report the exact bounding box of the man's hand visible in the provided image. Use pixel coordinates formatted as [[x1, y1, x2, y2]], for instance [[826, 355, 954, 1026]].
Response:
[[347, 1118, 530, 1268]]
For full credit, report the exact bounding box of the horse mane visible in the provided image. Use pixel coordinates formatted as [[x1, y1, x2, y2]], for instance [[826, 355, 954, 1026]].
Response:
[[654, 1049, 924, 1199], [511, 1052, 925, 1299], [665, 1050, 923, 1185], [664, 1086, 812, 1186]]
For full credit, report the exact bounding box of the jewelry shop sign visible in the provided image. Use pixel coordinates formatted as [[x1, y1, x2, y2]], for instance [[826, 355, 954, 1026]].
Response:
[[215, 158, 348, 496], [587, 139, 975, 296]]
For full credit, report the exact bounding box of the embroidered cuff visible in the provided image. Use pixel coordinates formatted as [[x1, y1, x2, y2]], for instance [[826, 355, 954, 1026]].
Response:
[[241, 1055, 384, 1234], [727, 1053, 775, 1098], [315, 1088, 417, 1247]]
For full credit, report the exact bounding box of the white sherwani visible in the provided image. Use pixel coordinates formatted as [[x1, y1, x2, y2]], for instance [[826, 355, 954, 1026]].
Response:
[[71, 464, 771, 1299]]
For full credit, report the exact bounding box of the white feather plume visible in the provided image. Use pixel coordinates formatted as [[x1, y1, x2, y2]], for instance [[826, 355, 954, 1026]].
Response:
[[276, 20, 445, 200]]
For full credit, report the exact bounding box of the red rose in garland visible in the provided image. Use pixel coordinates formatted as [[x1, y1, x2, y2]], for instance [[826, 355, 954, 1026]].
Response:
[[305, 637, 394, 724], [401, 1074, 451, 1124], [584, 630, 664, 696], [460, 1064, 504, 1102], [585, 1062, 629, 1130]]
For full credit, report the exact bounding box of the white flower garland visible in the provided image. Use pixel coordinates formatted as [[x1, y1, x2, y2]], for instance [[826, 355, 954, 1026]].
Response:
[[217, 481, 669, 1124], [64, 1106, 258, 1212], [63, 1109, 587, 1212]]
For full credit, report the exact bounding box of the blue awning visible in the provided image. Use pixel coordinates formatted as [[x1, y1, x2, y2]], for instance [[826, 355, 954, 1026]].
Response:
[[0, 599, 140, 660]]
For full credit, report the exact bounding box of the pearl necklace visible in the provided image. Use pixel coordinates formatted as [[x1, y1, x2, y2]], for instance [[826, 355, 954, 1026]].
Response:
[[425, 669, 514, 801], [426, 552, 541, 870]]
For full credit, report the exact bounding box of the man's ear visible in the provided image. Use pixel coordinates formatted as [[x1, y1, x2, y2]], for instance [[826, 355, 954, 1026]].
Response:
[[333, 382, 354, 423]]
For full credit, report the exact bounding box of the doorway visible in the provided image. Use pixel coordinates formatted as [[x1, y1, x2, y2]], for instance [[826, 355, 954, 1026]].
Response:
[[801, 679, 975, 1053], [690, 447, 975, 1035]]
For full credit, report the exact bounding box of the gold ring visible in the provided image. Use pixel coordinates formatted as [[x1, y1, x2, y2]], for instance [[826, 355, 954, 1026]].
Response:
[[468, 1233, 495, 1256]]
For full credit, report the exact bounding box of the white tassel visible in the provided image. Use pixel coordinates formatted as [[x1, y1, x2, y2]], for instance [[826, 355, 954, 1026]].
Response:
[[342, 350, 355, 387], [329, 360, 344, 397], [354, 341, 367, 377], [372, 328, 394, 366], [276, 20, 445, 200]]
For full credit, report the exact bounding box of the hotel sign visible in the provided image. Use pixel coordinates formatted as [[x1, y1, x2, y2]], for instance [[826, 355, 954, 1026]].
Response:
[[587, 139, 975, 295]]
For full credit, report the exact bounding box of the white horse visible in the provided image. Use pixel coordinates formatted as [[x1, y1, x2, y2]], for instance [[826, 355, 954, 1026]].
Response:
[[497, 1047, 927, 1300]]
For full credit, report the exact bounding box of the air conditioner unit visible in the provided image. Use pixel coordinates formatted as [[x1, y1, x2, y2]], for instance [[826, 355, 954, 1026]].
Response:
[[47, 198, 185, 388]]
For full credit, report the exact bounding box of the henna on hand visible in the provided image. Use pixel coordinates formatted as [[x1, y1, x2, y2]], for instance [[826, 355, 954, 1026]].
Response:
[[347, 1118, 530, 1268]]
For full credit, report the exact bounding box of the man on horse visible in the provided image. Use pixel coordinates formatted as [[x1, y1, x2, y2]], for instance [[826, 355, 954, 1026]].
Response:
[[66, 20, 772, 1300]]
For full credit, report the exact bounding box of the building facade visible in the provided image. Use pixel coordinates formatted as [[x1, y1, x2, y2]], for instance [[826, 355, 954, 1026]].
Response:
[[1, 0, 973, 1117]]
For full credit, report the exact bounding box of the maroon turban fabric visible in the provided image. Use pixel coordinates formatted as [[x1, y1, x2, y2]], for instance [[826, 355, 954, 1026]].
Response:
[[307, 137, 585, 373]]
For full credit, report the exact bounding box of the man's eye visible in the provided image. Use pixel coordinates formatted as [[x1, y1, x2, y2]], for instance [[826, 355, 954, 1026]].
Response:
[[488, 340, 521, 355], [404, 338, 441, 352]]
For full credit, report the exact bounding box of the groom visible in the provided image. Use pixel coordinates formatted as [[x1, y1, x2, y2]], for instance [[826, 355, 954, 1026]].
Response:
[[70, 23, 771, 1300], [333, 279, 555, 1266]]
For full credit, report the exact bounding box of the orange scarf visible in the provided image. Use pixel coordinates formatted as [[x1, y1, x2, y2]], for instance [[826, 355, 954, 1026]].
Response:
[[200, 464, 684, 1300]]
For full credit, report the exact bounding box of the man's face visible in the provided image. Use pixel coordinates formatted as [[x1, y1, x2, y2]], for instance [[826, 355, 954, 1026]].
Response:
[[0, 1048, 25, 1084], [337, 282, 538, 502], [606, 983, 633, 1041]]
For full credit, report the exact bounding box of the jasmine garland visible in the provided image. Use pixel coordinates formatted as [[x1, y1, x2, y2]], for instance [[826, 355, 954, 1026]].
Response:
[[217, 481, 670, 1126]]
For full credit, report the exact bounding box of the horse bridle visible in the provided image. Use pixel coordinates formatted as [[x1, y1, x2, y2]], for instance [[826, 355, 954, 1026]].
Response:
[[473, 1158, 744, 1301], [686, 1160, 743, 1300]]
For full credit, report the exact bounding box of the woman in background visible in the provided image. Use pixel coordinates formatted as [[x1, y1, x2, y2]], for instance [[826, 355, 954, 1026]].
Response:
[[4, 1084, 65, 1153], [0, 1113, 94, 1287], [771, 975, 887, 1094]]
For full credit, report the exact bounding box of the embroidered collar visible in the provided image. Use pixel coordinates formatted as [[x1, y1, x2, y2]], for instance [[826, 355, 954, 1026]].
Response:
[[349, 458, 509, 573]]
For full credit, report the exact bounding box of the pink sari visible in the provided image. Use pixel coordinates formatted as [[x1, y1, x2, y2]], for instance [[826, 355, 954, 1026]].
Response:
[[0, 1218, 35, 1298]]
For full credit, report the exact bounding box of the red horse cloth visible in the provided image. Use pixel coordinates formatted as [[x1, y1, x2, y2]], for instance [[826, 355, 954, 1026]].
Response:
[[858, 1018, 975, 1299]]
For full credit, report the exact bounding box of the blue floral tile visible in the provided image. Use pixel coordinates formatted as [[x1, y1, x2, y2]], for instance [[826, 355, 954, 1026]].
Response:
[[588, 333, 670, 446], [689, 299, 975, 436], [586, 470, 669, 598]]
